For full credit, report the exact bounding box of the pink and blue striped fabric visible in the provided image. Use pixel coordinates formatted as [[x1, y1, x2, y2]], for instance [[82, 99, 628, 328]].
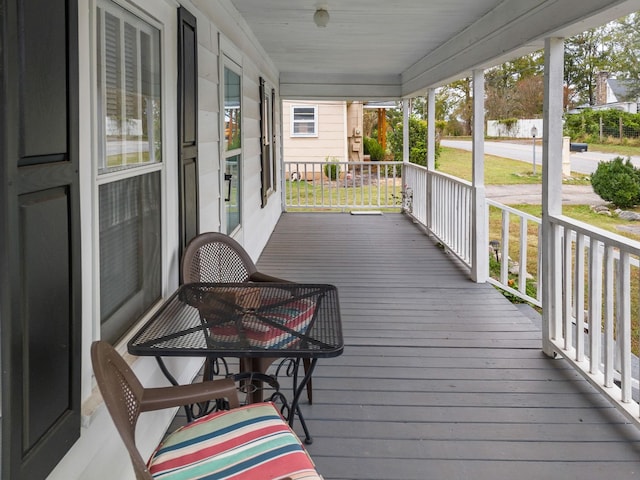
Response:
[[208, 298, 316, 349], [148, 403, 321, 480]]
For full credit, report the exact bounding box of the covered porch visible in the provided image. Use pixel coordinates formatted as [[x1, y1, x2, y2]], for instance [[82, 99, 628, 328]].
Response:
[[7, 1, 640, 478], [248, 212, 640, 479]]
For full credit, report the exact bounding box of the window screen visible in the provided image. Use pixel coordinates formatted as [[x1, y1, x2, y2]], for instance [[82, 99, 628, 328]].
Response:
[[96, 0, 162, 342]]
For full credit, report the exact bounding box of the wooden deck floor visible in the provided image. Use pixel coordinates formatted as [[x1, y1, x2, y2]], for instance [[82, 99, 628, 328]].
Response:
[[254, 213, 640, 480]]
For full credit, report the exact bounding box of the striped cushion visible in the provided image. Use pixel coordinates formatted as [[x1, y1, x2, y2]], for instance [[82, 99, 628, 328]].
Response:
[[148, 403, 321, 480], [208, 298, 316, 349]]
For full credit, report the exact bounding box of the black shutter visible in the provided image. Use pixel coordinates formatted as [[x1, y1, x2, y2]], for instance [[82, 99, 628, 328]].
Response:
[[178, 6, 199, 257], [272, 87, 278, 192], [260, 77, 271, 207], [1, 0, 81, 478]]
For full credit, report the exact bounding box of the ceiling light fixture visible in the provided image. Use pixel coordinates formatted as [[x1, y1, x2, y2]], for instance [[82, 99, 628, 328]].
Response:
[[313, 8, 330, 28]]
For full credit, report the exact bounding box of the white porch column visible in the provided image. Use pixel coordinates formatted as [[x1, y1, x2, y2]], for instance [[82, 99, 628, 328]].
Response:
[[402, 99, 410, 163], [427, 88, 436, 171], [426, 89, 436, 230], [541, 37, 564, 357], [471, 69, 488, 283]]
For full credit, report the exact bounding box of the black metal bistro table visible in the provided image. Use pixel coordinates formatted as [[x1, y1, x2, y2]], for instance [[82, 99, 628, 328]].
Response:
[[128, 282, 343, 443]]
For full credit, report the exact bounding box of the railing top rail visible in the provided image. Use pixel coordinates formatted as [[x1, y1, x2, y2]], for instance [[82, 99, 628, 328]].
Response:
[[403, 162, 429, 174], [284, 160, 399, 166], [487, 199, 542, 224], [428, 168, 473, 188], [550, 213, 640, 254]]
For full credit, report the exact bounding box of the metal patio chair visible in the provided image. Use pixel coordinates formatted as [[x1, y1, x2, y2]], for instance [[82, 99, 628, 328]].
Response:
[[90, 341, 321, 480], [181, 232, 314, 403]]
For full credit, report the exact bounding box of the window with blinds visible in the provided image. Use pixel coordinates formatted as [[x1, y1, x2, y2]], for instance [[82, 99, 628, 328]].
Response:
[[291, 105, 318, 137], [97, 1, 161, 174], [96, 0, 162, 343]]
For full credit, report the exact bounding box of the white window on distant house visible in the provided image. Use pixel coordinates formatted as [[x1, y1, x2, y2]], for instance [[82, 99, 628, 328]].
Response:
[[291, 105, 318, 137], [96, 0, 162, 343]]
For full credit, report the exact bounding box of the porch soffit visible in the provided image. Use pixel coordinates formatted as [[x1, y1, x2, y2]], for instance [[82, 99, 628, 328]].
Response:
[[215, 0, 640, 99]]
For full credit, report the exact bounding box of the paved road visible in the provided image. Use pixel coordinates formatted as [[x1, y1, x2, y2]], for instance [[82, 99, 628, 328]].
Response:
[[441, 139, 640, 175], [485, 183, 604, 205]]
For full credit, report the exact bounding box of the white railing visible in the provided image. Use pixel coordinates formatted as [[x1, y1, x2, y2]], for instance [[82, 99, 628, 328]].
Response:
[[548, 214, 640, 424], [284, 160, 639, 423], [486, 199, 542, 307], [409, 166, 639, 422], [284, 161, 402, 210], [401, 162, 427, 225], [403, 163, 473, 268], [484, 202, 639, 423]]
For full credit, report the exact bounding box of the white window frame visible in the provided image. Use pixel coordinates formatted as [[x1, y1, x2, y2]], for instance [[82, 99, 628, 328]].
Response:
[[220, 51, 243, 236], [290, 104, 318, 137], [93, 0, 165, 343]]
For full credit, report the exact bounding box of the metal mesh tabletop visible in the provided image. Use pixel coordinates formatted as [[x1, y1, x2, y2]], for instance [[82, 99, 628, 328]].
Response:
[[128, 283, 343, 359]]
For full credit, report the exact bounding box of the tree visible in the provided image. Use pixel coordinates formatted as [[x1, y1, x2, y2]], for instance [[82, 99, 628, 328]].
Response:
[[442, 77, 473, 135], [514, 75, 544, 117], [610, 13, 640, 100], [485, 52, 543, 119], [564, 25, 614, 106]]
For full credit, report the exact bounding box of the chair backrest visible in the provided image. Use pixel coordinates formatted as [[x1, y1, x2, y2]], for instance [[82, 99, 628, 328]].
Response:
[[90, 341, 153, 480], [181, 232, 258, 284]]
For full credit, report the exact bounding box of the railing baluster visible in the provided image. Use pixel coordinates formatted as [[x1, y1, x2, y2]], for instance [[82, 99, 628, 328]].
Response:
[[563, 228, 573, 352], [536, 223, 542, 303], [519, 218, 528, 295], [618, 251, 632, 402], [500, 211, 509, 285], [361, 162, 371, 205], [305, 163, 310, 207], [604, 245, 615, 388], [378, 164, 382, 207], [301, 163, 306, 207], [574, 233, 585, 362], [588, 239, 602, 375], [328, 163, 333, 208]]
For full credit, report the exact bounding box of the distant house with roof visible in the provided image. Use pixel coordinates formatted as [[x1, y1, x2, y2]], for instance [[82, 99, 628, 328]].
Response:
[[594, 71, 639, 113]]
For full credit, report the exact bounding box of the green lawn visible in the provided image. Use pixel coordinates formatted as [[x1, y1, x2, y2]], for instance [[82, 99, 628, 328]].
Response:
[[437, 146, 590, 185], [285, 179, 403, 211], [585, 142, 640, 157]]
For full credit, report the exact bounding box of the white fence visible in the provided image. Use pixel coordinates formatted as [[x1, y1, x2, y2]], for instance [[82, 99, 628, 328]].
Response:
[[284, 161, 402, 210], [486, 118, 543, 138]]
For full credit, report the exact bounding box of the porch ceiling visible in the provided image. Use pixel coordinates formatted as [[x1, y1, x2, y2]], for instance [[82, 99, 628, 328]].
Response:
[[206, 0, 640, 99]]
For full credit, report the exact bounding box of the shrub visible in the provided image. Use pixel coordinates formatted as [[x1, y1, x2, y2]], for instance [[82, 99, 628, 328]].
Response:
[[564, 108, 640, 141], [591, 157, 640, 208], [388, 116, 440, 168], [363, 136, 385, 161], [323, 156, 341, 180]]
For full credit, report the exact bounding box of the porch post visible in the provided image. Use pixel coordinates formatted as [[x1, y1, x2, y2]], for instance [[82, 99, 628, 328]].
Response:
[[427, 88, 436, 170], [471, 69, 488, 282], [426, 89, 436, 230], [402, 99, 410, 163], [541, 37, 564, 357]]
